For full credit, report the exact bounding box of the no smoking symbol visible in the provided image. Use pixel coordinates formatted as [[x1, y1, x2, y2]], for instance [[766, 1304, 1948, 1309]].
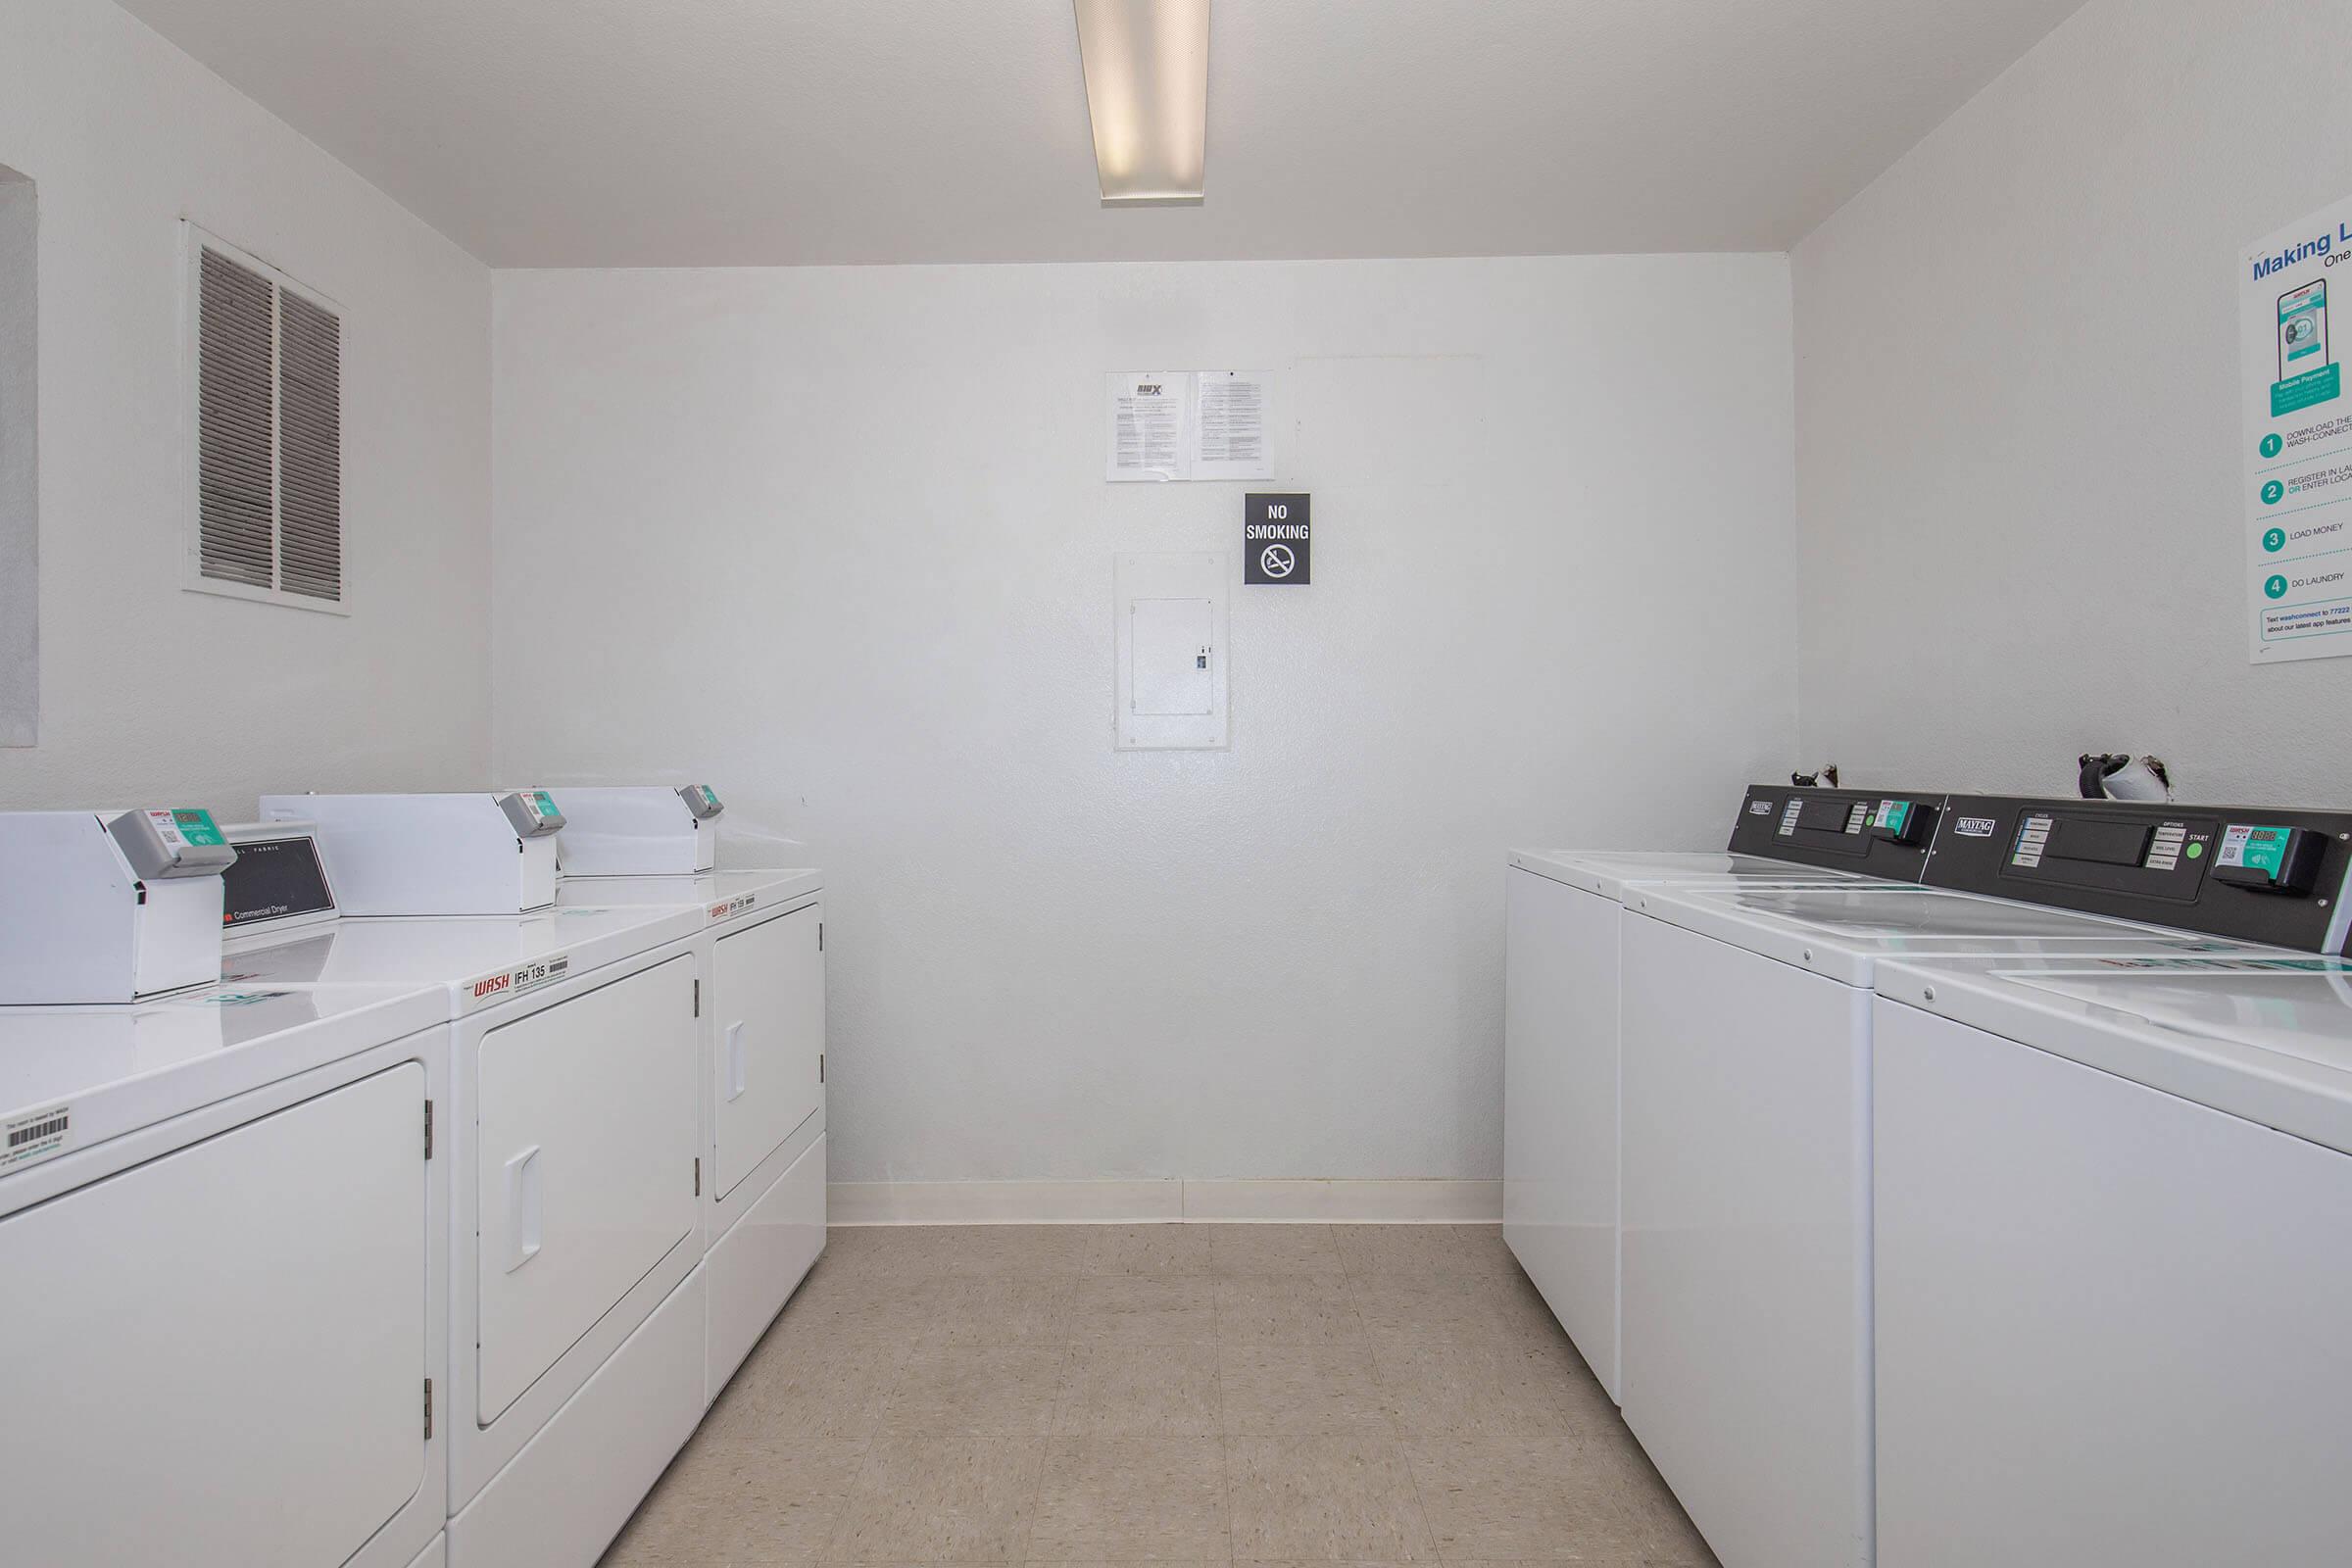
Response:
[[1244, 493, 1310, 585]]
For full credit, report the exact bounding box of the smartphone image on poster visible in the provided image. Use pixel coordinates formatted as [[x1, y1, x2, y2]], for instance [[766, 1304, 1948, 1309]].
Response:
[[2280, 279, 2329, 380]]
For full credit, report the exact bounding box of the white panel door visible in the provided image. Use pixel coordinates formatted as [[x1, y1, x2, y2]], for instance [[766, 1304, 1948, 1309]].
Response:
[[1621, 916, 1873, 1568], [712, 905, 825, 1198], [476, 956, 698, 1421], [1874, 999, 2352, 1567], [0, 1063, 427, 1567], [1501, 868, 1624, 1399]]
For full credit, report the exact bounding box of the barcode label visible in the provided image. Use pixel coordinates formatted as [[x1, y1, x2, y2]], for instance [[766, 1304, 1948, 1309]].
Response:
[[2, 1104, 71, 1171]]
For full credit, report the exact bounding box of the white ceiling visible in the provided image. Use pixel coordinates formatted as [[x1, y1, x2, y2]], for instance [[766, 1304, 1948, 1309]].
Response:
[[115, 0, 2086, 269]]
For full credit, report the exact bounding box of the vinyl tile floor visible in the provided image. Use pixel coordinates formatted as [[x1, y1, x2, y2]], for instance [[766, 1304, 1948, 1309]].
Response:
[[600, 1223, 1717, 1567]]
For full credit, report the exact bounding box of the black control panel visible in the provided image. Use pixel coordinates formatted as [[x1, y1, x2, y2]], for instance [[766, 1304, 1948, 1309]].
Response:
[[1923, 796, 2352, 954], [1725, 783, 1946, 881], [220, 831, 337, 929]]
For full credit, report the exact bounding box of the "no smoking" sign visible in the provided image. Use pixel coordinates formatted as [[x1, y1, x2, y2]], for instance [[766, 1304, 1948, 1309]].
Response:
[[1244, 493, 1310, 585]]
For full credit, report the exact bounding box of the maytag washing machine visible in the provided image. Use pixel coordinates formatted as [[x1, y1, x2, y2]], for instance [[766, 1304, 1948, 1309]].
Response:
[[1503, 782, 1943, 1400], [1616, 795, 2352, 1568], [1870, 949, 2352, 1567]]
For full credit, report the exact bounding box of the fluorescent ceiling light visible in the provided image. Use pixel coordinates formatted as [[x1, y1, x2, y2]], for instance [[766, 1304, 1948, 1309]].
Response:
[[1074, 0, 1208, 206]]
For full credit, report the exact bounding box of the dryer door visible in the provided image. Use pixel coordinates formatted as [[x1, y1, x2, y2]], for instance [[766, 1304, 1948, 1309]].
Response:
[[711, 904, 824, 1199], [475, 955, 699, 1421], [0, 1062, 427, 1566]]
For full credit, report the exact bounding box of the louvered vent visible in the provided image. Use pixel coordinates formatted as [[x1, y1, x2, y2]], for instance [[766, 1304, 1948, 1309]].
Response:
[[193, 238, 342, 606]]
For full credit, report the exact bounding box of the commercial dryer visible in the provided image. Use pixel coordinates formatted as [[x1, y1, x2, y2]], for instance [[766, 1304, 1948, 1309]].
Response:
[[0, 809, 453, 1568], [1615, 796, 2352, 1568], [550, 785, 828, 1399], [1503, 782, 1944, 1400], [238, 800, 716, 1568]]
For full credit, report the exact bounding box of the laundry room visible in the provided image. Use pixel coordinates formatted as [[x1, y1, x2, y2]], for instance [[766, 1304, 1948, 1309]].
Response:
[[3, 3, 2351, 1566]]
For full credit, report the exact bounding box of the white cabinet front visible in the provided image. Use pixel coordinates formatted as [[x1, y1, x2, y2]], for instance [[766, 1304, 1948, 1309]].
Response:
[[0, 1063, 428, 1567], [475, 955, 699, 1421], [1501, 867, 1623, 1400], [1874, 998, 2352, 1567], [1620, 916, 1872, 1568], [711, 905, 824, 1199]]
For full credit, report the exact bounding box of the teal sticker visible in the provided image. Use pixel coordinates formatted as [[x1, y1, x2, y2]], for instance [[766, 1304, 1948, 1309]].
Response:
[[2273, 363, 2342, 416], [2262, 433, 2285, 459], [534, 790, 560, 817], [172, 808, 225, 848]]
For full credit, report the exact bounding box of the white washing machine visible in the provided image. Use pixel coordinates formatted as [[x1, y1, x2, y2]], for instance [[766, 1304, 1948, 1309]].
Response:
[[0, 809, 452, 1568], [1617, 793, 2352, 1568], [1504, 782, 1943, 1402], [555, 860, 828, 1400], [224, 808, 715, 1568], [1869, 950, 2352, 1567]]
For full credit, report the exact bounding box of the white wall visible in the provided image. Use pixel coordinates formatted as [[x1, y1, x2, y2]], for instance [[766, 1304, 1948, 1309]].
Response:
[[0, 0, 491, 814], [493, 255, 1797, 1185], [1794, 0, 2352, 805], [0, 168, 32, 746]]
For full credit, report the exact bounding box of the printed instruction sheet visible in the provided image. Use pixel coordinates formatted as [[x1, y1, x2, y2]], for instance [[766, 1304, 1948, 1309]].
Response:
[[1105, 370, 1275, 481], [2243, 196, 2352, 662]]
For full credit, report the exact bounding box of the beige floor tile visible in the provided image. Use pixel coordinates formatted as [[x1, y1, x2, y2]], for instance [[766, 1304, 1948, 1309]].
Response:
[[1400, 1434, 1712, 1563], [827, 1436, 1047, 1562], [600, 1439, 866, 1566], [934, 1225, 1097, 1277], [1066, 1274, 1219, 1346], [1373, 1339, 1611, 1440], [1027, 1436, 1231, 1559], [880, 1345, 1068, 1435], [1225, 1432, 1438, 1561], [1081, 1223, 1215, 1276], [1052, 1342, 1220, 1437], [1215, 1274, 1369, 1350], [1218, 1345, 1392, 1436], [1349, 1275, 1521, 1349], [704, 1340, 905, 1440], [918, 1275, 1081, 1347], [1446, 1225, 1526, 1277], [1204, 1225, 1345, 1276], [1330, 1225, 1492, 1278]]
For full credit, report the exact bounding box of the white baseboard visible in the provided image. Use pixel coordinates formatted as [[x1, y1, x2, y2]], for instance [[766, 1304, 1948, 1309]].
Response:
[[827, 1178, 1501, 1226]]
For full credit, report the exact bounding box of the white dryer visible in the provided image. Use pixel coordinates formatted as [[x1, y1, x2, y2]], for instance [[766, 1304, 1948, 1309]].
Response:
[[220, 814, 713, 1568], [1869, 951, 2352, 1568], [1617, 790, 2352, 1568], [0, 810, 451, 1568], [555, 864, 828, 1398], [1503, 782, 1943, 1402]]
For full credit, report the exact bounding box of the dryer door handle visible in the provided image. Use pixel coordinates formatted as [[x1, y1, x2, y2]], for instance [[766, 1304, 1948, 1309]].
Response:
[[725, 1021, 749, 1102], [504, 1145, 543, 1273]]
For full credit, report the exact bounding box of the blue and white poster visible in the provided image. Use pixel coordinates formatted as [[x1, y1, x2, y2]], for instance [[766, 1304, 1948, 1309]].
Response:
[[2243, 195, 2352, 662]]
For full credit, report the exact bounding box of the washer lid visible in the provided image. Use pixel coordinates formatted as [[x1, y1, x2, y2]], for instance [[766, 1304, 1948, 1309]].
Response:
[[219, 903, 703, 1015], [1508, 849, 1861, 900], [1877, 953, 2352, 1155], [1629, 882, 2264, 986]]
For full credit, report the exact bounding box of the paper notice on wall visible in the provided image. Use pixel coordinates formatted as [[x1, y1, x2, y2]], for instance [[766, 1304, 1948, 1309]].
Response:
[[1106, 371, 1188, 481], [1104, 370, 1275, 482], [2242, 196, 2352, 662]]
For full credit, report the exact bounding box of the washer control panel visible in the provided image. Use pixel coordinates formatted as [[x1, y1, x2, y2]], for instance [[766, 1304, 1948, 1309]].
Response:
[[1928, 796, 2352, 954], [1727, 784, 1945, 879]]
